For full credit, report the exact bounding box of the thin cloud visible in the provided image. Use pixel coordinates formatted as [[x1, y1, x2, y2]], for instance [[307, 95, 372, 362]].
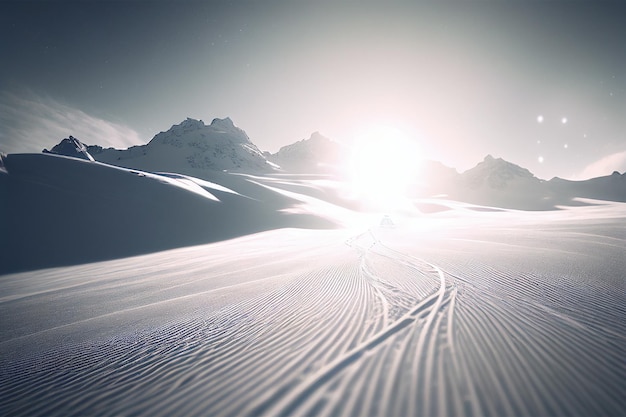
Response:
[[0, 91, 143, 154], [578, 151, 626, 180]]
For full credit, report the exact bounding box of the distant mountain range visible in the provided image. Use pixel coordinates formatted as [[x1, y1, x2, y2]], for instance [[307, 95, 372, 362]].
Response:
[[439, 155, 626, 210], [40, 116, 625, 210], [2, 116, 625, 273], [86, 119, 348, 176]]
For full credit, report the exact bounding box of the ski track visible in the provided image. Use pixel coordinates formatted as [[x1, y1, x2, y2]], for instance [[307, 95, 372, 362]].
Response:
[[264, 231, 453, 417], [261, 228, 626, 417], [1, 237, 427, 417], [2, 224, 626, 416]]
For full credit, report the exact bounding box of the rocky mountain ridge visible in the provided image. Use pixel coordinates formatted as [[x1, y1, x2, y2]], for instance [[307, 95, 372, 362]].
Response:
[[42, 117, 626, 210], [266, 131, 346, 173], [86, 117, 270, 174]]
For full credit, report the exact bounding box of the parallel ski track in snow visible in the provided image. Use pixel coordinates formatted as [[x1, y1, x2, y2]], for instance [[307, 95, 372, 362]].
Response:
[[263, 229, 458, 417], [432, 258, 626, 417], [2, 226, 625, 416], [1, 231, 446, 417], [261, 227, 626, 417], [1, 262, 380, 416]]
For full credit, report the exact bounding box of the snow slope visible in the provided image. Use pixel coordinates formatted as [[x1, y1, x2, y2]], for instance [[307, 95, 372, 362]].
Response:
[[0, 152, 336, 274], [4, 120, 626, 414], [1, 202, 624, 416]]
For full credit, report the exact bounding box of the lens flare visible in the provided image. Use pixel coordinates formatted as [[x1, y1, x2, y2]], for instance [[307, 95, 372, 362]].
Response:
[[348, 125, 420, 209]]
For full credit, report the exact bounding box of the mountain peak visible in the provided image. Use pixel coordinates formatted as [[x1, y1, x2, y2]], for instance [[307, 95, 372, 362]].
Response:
[[211, 117, 234, 127], [275, 131, 335, 155], [482, 154, 509, 165], [463, 155, 538, 189], [91, 116, 269, 173], [307, 131, 333, 144], [180, 117, 206, 128], [309, 131, 324, 139], [43, 135, 95, 161], [148, 116, 251, 146], [207, 117, 251, 142], [268, 132, 343, 173]]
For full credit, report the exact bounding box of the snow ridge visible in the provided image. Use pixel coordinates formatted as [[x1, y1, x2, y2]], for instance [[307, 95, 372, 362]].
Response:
[[87, 117, 270, 174]]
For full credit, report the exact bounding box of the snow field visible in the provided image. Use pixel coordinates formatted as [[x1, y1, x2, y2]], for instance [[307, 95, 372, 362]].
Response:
[[1, 228, 441, 416], [1, 205, 625, 416]]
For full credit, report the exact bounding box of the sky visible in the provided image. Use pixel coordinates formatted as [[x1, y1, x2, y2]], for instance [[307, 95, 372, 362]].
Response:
[[1, 0, 625, 180]]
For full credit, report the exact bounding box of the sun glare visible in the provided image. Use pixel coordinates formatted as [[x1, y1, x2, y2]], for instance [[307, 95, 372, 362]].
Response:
[[348, 125, 420, 209]]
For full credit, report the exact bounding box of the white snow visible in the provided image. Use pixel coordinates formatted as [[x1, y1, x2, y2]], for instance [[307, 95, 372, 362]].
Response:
[[1, 192, 625, 416], [2, 125, 626, 416], [0, 152, 339, 274], [68, 118, 626, 211]]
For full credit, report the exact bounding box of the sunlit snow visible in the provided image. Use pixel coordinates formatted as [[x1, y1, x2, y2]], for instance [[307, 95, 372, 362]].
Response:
[[1, 203, 625, 416], [1, 124, 625, 417]]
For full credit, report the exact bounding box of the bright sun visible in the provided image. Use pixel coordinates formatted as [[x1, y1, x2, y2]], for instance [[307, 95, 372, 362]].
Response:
[[348, 125, 420, 209]]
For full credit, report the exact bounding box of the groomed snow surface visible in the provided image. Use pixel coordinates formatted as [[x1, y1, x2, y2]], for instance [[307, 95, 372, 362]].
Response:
[[2, 200, 625, 416]]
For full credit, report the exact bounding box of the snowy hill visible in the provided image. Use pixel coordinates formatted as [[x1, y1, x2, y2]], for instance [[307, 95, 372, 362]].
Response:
[[87, 117, 273, 175], [0, 152, 336, 274], [3, 123, 626, 416], [267, 132, 346, 173], [2, 197, 625, 416]]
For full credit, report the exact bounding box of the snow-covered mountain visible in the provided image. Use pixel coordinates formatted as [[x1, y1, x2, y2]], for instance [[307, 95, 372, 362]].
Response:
[[43, 135, 94, 161], [40, 117, 626, 211], [444, 155, 546, 209], [461, 155, 540, 190], [87, 117, 272, 174], [433, 155, 626, 210], [267, 132, 346, 173], [547, 171, 626, 204]]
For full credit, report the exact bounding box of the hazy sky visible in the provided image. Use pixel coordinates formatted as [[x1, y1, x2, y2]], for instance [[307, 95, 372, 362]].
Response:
[[1, 0, 625, 179]]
